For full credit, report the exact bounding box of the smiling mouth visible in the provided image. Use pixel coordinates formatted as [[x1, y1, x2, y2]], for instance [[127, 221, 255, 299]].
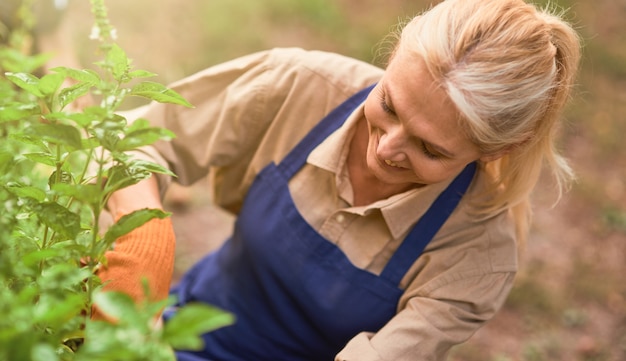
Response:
[[384, 159, 401, 168]]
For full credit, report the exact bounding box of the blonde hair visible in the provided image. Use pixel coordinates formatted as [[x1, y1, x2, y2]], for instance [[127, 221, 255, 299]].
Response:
[[397, 0, 581, 241]]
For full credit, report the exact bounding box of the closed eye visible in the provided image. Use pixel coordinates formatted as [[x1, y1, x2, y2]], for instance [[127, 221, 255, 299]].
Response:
[[420, 142, 441, 160], [381, 99, 395, 114], [379, 92, 395, 115]]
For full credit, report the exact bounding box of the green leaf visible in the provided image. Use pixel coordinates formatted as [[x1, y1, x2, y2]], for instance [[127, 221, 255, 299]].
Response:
[[163, 303, 235, 350], [105, 164, 147, 192], [52, 67, 100, 84], [92, 291, 138, 322], [6, 337, 36, 361], [106, 44, 131, 82], [66, 112, 96, 127], [38, 72, 66, 97], [1, 49, 51, 73], [23, 152, 56, 167], [40, 111, 69, 122], [5, 72, 44, 97], [48, 170, 74, 188], [58, 82, 93, 110], [52, 183, 101, 207], [51, 239, 89, 256], [81, 136, 100, 150], [130, 159, 176, 177], [33, 202, 81, 240], [31, 344, 60, 361], [26, 123, 83, 150], [128, 69, 158, 79], [6, 184, 47, 202], [82, 105, 110, 122], [95, 129, 121, 151], [0, 151, 12, 171], [0, 103, 40, 123], [34, 293, 84, 326], [118, 126, 175, 151], [125, 117, 150, 133], [104, 208, 169, 245], [56, 344, 78, 361], [144, 295, 176, 320], [38, 264, 92, 293], [77, 321, 142, 360], [9, 133, 50, 151], [130, 81, 193, 107], [18, 283, 40, 304], [21, 248, 62, 267]]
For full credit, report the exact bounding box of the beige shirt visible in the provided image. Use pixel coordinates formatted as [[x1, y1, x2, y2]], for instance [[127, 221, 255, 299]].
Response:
[[132, 48, 518, 361]]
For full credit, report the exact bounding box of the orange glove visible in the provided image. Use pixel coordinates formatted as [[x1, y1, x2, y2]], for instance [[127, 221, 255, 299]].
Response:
[[92, 215, 176, 321]]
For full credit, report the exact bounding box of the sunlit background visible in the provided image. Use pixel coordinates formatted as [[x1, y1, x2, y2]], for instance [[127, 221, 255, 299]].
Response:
[[8, 0, 626, 359]]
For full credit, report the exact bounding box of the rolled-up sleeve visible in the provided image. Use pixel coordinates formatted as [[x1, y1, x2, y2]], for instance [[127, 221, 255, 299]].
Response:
[[122, 48, 383, 208], [125, 50, 278, 195], [335, 271, 516, 361]]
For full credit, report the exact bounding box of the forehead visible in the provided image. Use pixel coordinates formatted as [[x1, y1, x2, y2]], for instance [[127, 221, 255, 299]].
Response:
[[384, 48, 456, 121], [382, 48, 476, 155]]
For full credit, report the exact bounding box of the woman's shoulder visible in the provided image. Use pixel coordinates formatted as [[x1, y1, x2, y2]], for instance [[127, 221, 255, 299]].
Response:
[[169, 47, 383, 108], [263, 47, 384, 94], [409, 172, 519, 287], [265, 47, 381, 70], [401, 205, 518, 301], [429, 206, 517, 271]]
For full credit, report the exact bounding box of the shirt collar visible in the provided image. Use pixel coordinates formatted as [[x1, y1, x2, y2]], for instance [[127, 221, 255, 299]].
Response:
[[307, 103, 458, 239], [306, 103, 361, 174]]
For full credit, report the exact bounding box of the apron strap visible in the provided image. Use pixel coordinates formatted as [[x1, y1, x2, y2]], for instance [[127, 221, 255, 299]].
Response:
[[278, 84, 376, 177], [380, 162, 477, 285], [276, 82, 476, 287]]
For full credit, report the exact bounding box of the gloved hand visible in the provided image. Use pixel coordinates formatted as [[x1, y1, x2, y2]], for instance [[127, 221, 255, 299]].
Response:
[[92, 177, 175, 321]]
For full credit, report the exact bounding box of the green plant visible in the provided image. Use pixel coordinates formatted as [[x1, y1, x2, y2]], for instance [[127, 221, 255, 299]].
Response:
[[0, 1, 233, 360]]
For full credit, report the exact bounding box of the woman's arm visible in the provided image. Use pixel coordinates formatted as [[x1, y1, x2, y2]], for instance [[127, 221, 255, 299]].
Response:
[[90, 51, 278, 320], [92, 176, 176, 320], [107, 176, 163, 219], [335, 271, 516, 361]]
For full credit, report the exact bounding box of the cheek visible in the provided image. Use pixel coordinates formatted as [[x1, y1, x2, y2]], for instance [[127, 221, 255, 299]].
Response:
[[363, 95, 384, 128], [411, 161, 469, 185], [362, 104, 381, 148]]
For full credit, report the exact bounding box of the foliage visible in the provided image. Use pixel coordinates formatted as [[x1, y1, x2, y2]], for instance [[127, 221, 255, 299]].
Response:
[[0, 1, 232, 360]]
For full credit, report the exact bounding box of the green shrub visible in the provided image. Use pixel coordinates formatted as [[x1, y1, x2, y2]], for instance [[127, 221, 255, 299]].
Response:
[[0, 1, 232, 360]]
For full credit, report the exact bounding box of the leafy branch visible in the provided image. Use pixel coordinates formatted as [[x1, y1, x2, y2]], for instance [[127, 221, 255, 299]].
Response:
[[0, 0, 232, 359]]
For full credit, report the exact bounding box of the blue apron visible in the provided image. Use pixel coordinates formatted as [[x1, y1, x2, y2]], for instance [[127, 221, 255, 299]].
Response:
[[167, 85, 476, 361]]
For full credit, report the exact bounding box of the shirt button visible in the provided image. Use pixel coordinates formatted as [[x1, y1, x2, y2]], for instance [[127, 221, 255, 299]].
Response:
[[335, 214, 346, 223]]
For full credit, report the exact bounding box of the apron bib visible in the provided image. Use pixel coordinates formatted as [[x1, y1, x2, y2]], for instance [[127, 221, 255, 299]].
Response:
[[168, 85, 476, 361]]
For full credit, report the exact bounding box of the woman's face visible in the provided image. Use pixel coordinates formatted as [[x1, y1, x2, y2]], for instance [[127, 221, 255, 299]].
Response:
[[363, 47, 485, 188]]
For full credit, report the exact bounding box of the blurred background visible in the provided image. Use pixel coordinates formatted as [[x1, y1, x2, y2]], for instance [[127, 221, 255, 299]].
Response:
[[4, 0, 625, 359]]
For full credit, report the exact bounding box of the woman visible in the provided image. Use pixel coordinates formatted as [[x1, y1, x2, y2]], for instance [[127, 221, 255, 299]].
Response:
[[101, 0, 581, 359]]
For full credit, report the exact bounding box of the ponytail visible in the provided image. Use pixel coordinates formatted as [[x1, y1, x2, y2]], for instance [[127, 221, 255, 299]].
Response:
[[397, 0, 582, 242]]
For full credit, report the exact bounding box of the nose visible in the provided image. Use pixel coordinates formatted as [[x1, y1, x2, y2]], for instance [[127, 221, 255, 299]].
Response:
[[377, 126, 408, 162]]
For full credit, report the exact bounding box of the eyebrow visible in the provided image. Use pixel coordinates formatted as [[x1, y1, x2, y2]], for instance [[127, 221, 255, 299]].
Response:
[[384, 83, 457, 159]]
